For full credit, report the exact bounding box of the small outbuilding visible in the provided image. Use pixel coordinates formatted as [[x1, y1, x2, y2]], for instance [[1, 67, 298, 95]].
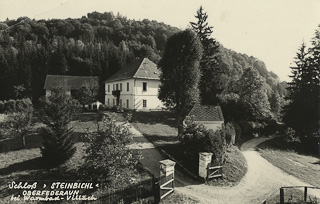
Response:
[[187, 104, 224, 131]]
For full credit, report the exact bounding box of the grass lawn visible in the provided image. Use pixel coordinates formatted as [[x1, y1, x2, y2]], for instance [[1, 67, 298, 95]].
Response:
[[258, 137, 320, 187], [132, 111, 247, 186]]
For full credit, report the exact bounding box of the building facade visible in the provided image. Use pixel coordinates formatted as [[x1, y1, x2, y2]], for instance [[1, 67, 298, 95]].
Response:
[[104, 58, 163, 110]]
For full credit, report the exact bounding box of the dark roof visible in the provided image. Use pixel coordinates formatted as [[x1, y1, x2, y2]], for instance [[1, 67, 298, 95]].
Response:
[[44, 75, 98, 90], [188, 104, 224, 122], [104, 58, 160, 82]]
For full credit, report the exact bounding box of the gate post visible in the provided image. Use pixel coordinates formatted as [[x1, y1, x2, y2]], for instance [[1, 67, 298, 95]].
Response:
[[159, 159, 176, 200], [199, 152, 213, 180]]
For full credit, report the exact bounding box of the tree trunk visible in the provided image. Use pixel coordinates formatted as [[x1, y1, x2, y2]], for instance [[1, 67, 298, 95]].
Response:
[[22, 135, 26, 148], [177, 115, 184, 138]]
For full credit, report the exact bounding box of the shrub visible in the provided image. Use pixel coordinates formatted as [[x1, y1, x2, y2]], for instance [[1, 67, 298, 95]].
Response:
[[5, 99, 16, 113], [80, 116, 141, 183], [181, 116, 227, 165], [225, 122, 236, 148], [15, 98, 33, 112], [285, 127, 299, 143]]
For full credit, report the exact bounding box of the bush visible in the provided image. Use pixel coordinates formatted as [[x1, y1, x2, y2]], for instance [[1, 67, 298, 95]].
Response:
[[5, 99, 16, 113], [80, 116, 141, 182], [15, 98, 33, 112], [285, 127, 299, 143], [181, 116, 227, 165]]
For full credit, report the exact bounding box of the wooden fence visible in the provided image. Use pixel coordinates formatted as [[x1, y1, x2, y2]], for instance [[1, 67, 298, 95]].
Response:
[[261, 186, 320, 204], [100, 176, 158, 204]]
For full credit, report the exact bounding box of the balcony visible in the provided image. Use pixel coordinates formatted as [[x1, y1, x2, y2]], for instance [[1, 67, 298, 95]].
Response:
[[112, 90, 120, 97]]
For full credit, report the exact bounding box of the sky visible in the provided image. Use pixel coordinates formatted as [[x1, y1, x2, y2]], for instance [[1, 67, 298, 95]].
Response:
[[1, 0, 320, 82]]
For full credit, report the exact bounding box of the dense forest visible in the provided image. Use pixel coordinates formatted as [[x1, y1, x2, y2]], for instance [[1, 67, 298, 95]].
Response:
[[0, 11, 286, 118]]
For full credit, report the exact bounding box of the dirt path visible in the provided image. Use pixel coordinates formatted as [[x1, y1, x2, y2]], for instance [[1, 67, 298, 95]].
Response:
[[128, 127, 320, 204]]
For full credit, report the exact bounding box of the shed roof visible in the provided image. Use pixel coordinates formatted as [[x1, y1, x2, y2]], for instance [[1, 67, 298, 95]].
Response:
[[188, 104, 224, 122], [44, 75, 98, 90], [104, 58, 160, 82]]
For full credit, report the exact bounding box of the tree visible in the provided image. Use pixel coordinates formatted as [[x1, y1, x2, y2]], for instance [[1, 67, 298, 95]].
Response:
[[191, 6, 221, 105], [40, 86, 79, 167], [158, 29, 203, 136], [72, 80, 98, 109], [81, 115, 141, 182], [283, 37, 320, 138], [4, 98, 33, 148], [237, 67, 271, 120]]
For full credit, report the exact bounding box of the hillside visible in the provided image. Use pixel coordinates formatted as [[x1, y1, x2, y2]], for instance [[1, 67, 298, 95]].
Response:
[[0, 11, 286, 116]]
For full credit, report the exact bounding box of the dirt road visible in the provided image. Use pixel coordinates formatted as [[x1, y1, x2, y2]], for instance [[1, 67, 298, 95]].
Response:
[[129, 126, 320, 204]]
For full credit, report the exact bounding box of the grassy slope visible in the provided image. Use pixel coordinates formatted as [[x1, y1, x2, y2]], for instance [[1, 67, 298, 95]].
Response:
[[132, 111, 247, 186], [258, 137, 320, 187]]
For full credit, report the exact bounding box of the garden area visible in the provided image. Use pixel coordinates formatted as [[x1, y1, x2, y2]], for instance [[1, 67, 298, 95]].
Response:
[[131, 111, 247, 187], [0, 92, 154, 203]]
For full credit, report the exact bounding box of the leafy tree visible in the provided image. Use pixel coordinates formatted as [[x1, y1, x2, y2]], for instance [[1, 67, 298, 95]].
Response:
[[72, 80, 98, 109], [158, 29, 203, 136], [191, 6, 221, 105], [40, 86, 79, 167], [81, 115, 141, 182], [237, 67, 272, 120], [3, 98, 33, 148]]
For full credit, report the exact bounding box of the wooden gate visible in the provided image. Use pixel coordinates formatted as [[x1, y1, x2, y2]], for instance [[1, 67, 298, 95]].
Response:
[[207, 165, 223, 180], [159, 159, 175, 200]]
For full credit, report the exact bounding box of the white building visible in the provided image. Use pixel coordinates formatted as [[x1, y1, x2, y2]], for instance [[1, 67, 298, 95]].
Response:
[[104, 58, 163, 110]]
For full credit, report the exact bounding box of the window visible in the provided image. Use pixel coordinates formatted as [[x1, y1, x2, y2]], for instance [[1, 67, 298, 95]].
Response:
[[143, 82, 147, 91], [108, 85, 110, 92], [113, 99, 115, 106], [120, 83, 122, 91], [127, 99, 129, 109], [108, 98, 110, 106], [119, 99, 122, 107], [127, 82, 129, 92], [116, 84, 119, 91], [113, 84, 115, 91], [143, 100, 147, 108]]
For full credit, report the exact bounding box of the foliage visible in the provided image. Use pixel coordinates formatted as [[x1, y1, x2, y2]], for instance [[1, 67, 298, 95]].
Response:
[[4, 99, 16, 113], [80, 115, 141, 182], [72, 80, 99, 109], [0, 101, 4, 113], [158, 29, 203, 136], [284, 127, 299, 143], [190, 6, 221, 105], [40, 86, 79, 167], [283, 26, 320, 139], [181, 116, 227, 165], [225, 122, 236, 148], [2, 98, 33, 148]]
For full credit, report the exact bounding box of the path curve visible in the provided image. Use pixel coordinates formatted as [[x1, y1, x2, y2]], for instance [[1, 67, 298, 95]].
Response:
[[128, 126, 320, 203]]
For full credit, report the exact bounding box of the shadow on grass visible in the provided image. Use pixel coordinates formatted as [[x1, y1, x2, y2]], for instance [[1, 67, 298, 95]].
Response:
[[0, 133, 43, 153], [0, 157, 44, 176], [132, 111, 177, 128]]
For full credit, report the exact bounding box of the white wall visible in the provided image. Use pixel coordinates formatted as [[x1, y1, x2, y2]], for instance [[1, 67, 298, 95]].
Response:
[[105, 79, 135, 109], [198, 121, 224, 132], [134, 79, 163, 110], [104, 78, 164, 110]]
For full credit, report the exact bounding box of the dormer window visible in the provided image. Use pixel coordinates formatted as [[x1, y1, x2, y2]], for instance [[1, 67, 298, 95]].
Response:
[[143, 82, 147, 91]]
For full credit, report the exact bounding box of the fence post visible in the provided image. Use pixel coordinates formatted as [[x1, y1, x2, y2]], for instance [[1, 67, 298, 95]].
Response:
[[280, 188, 284, 204], [199, 152, 213, 180], [304, 187, 308, 202]]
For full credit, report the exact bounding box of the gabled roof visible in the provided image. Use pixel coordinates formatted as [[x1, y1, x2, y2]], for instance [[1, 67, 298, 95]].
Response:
[[104, 58, 160, 82], [44, 75, 98, 90], [188, 104, 224, 122]]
